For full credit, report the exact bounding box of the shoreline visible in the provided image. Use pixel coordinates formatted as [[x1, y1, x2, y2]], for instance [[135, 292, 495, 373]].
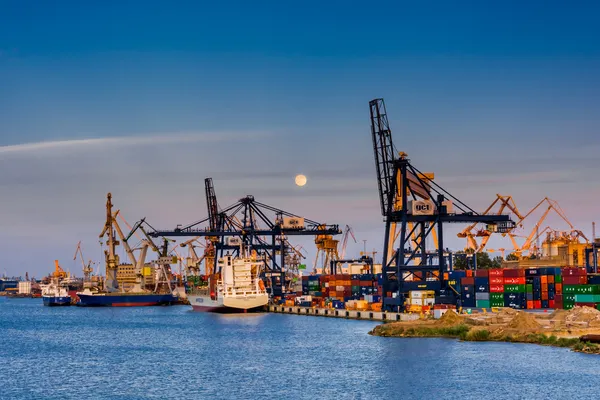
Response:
[[369, 308, 600, 355]]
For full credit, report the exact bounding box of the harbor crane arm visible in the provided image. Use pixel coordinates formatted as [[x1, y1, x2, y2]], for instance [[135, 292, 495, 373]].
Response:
[[112, 210, 138, 266]]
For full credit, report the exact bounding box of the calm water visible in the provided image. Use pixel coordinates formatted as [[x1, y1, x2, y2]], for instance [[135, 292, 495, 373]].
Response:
[[1, 298, 599, 400]]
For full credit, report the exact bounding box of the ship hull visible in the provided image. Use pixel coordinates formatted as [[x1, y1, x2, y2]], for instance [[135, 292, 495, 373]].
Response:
[[188, 294, 268, 313], [76, 293, 178, 307], [43, 296, 72, 306]]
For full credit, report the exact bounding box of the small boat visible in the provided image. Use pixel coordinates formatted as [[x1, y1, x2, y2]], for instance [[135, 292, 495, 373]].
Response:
[[187, 253, 269, 313], [41, 281, 71, 306]]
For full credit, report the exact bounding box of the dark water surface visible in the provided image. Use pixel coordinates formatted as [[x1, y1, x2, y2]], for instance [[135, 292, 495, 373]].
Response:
[[1, 298, 598, 399]]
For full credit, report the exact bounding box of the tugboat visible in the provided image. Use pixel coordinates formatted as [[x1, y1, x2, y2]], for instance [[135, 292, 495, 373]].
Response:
[[41, 261, 72, 306], [41, 281, 71, 306]]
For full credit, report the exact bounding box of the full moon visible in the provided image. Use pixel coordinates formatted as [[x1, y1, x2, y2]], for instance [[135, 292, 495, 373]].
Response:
[[295, 174, 307, 187]]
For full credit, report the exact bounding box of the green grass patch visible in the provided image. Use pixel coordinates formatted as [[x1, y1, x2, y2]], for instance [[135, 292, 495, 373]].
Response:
[[465, 329, 491, 342]]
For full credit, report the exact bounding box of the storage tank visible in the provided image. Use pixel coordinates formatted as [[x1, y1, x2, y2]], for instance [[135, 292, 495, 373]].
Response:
[[18, 281, 32, 295]]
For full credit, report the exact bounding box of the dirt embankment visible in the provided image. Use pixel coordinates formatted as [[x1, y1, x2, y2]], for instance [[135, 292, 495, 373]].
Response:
[[369, 307, 600, 355]]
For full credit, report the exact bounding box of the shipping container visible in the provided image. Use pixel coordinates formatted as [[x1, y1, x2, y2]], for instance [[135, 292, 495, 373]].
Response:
[[476, 299, 491, 308], [475, 292, 490, 300]]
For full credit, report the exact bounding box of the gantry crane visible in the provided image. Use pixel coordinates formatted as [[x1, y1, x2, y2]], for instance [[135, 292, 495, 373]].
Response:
[[149, 178, 341, 296], [313, 225, 340, 273], [369, 98, 514, 311]]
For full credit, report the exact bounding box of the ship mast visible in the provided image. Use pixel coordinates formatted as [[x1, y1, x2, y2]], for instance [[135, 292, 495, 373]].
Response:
[[99, 193, 119, 292]]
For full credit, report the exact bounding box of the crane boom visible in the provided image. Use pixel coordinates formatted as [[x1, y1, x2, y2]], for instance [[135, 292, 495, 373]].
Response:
[[370, 98, 396, 217], [112, 210, 138, 266]]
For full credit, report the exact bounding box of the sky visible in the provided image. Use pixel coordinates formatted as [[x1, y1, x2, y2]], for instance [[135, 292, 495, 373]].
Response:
[[1, 1, 599, 278]]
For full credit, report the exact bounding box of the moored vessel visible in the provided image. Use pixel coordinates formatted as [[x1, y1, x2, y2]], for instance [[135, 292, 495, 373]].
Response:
[[188, 252, 268, 313]]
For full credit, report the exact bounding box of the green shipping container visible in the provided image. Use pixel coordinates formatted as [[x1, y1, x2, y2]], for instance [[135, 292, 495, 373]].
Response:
[[564, 303, 574, 310], [563, 294, 576, 303], [526, 284, 533, 293], [504, 284, 526, 293], [476, 300, 491, 309], [555, 274, 562, 283], [563, 285, 600, 295], [491, 300, 505, 307], [575, 294, 600, 303], [490, 293, 504, 301]]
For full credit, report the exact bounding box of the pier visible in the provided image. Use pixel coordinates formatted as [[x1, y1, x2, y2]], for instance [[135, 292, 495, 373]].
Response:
[[268, 304, 421, 322]]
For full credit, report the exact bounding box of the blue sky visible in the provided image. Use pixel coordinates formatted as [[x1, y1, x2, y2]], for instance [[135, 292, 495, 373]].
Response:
[[1, 1, 599, 277]]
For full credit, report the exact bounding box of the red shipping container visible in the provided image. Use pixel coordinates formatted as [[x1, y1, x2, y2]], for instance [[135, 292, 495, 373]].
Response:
[[475, 269, 489, 277], [466, 270, 473, 278], [490, 276, 504, 285], [504, 277, 526, 285], [549, 300, 555, 309], [540, 275, 548, 284], [503, 269, 526, 278], [541, 284, 548, 292], [547, 275, 554, 284], [359, 281, 371, 287], [563, 276, 587, 285], [461, 277, 475, 285], [534, 300, 542, 309], [489, 284, 504, 293], [541, 292, 548, 301], [527, 300, 534, 309], [351, 280, 359, 286], [562, 267, 587, 276], [489, 269, 504, 277]]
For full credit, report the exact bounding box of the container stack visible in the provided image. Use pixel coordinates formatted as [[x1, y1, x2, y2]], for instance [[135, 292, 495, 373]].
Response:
[[562, 267, 588, 310], [474, 269, 490, 309]]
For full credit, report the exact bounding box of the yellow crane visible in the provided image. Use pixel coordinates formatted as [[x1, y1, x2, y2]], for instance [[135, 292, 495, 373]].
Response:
[[457, 194, 523, 252]]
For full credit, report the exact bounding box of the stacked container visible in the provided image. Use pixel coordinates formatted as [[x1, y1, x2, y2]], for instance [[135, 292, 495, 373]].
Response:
[[503, 269, 526, 309], [474, 269, 490, 309]]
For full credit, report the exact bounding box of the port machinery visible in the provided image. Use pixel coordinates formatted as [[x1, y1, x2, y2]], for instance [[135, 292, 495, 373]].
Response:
[[149, 178, 342, 296], [369, 98, 515, 312]]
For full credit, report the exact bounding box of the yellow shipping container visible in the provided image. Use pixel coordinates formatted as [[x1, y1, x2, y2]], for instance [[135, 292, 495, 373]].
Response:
[[142, 267, 153, 276]]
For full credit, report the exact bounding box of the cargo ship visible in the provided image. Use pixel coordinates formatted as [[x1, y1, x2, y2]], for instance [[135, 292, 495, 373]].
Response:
[[188, 253, 268, 313], [77, 193, 179, 307], [77, 291, 177, 307]]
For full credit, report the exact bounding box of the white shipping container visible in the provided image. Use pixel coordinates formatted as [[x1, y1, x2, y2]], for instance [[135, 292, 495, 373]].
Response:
[[424, 298, 435, 306], [410, 298, 424, 306], [18, 281, 32, 295]]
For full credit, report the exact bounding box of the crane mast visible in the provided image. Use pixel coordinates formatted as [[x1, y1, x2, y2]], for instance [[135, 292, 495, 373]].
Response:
[[99, 193, 119, 292]]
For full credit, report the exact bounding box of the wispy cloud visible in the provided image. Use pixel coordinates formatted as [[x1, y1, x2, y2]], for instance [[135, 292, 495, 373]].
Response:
[[0, 131, 271, 155]]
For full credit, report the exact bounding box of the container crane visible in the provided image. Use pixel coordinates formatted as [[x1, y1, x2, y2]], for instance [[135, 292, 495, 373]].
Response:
[[149, 179, 341, 296], [369, 98, 514, 312]]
